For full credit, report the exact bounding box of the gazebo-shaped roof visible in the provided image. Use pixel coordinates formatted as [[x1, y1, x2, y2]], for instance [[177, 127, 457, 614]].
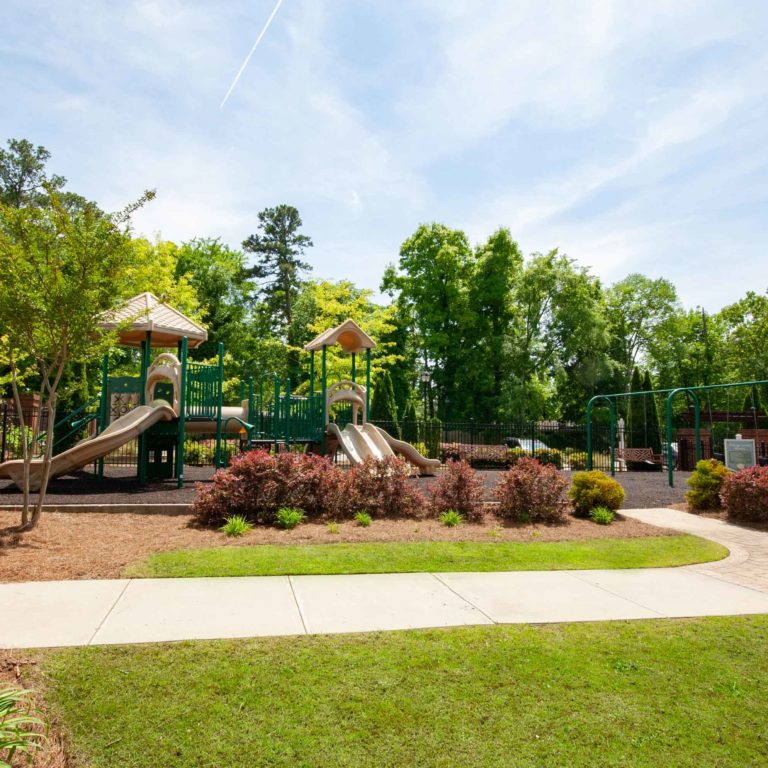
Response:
[[304, 319, 376, 354], [100, 292, 208, 348]]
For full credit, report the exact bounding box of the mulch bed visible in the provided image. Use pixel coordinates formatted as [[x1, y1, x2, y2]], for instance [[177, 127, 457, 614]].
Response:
[[0, 652, 68, 768], [0, 510, 676, 584], [0, 466, 691, 508]]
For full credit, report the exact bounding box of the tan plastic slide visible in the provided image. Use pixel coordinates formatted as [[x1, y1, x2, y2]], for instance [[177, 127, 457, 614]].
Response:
[[0, 403, 176, 491], [327, 422, 440, 475]]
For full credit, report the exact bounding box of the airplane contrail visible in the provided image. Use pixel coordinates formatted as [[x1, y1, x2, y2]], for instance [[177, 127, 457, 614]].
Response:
[[219, 0, 286, 109]]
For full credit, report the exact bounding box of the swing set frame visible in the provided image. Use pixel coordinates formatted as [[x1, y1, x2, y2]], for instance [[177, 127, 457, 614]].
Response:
[[586, 378, 768, 487]]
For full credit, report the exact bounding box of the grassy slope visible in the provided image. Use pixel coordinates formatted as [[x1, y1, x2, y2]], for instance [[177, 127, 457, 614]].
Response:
[[44, 616, 768, 768], [125, 534, 727, 578]]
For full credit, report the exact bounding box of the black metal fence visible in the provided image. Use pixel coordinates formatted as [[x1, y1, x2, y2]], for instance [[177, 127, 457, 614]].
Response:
[[5, 399, 752, 474]]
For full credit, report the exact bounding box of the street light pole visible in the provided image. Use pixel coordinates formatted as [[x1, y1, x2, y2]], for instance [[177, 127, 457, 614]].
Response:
[[420, 370, 431, 420]]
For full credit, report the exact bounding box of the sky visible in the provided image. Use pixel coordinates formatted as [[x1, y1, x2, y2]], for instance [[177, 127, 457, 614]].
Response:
[[2, 0, 767, 311]]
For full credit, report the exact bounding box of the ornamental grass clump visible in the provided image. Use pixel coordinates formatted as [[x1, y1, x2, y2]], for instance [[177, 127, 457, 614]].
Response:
[[429, 460, 485, 521], [590, 506, 614, 525], [275, 507, 306, 530], [494, 458, 569, 524], [720, 466, 768, 523], [568, 470, 625, 518], [219, 515, 253, 537], [686, 459, 731, 510], [439, 510, 463, 527], [1, 687, 45, 767], [354, 511, 372, 527]]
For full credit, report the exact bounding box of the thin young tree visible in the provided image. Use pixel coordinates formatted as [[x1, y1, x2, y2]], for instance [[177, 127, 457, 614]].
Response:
[[0, 188, 153, 530]]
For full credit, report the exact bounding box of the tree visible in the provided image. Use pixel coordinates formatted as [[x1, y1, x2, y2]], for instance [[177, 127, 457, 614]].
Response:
[[605, 274, 679, 393], [382, 223, 475, 419], [0, 188, 153, 530], [626, 368, 644, 448], [243, 205, 313, 380], [467, 228, 522, 421], [369, 369, 401, 437], [175, 238, 250, 360], [402, 399, 418, 443], [0, 138, 91, 211], [642, 370, 663, 455], [122, 238, 200, 318], [507, 250, 608, 421], [291, 280, 399, 392], [719, 291, 768, 382]]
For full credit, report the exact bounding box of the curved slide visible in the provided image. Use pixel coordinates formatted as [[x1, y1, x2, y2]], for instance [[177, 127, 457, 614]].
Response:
[[327, 422, 440, 475], [0, 403, 176, 491]]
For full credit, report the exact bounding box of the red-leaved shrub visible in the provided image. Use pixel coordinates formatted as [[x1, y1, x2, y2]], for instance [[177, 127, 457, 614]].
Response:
[[347, 456, 425, 518], [429, 460, 485, 520], [720, 466, 768, 523], [192, 450, 350, 527], [494, 457, 569, 523]]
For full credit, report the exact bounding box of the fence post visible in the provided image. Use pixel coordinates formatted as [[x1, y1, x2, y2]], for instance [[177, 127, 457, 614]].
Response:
[[0, 402, 7, 464]]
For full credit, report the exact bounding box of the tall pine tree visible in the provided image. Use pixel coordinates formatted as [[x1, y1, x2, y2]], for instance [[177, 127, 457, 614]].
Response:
[[242, 205, 312, 381]]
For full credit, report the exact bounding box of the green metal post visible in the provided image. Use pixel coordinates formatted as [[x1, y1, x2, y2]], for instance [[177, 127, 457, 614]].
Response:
[[138, 332, 152, 484], [214, 341, 224, 468], [351, 353, 356, 383], [586, 395, 615, 474], [309, 350, 315, 432], [273, 374, 280, 452], [247, 377, 254, 424], [665, 392, 675, 488], [176, 337, 188, 487], [97, 353, 109, 480], [365, 348, 371, 420], [321, 345, 327, 451], [285, 378, 291, 448]]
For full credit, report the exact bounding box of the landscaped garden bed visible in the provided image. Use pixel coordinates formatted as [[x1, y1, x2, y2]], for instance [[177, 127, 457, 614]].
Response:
[[0, 508, 708, 583]]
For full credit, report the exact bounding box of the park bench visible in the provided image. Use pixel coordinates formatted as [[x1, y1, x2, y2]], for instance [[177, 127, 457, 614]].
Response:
[[617, 447, 661, 467]]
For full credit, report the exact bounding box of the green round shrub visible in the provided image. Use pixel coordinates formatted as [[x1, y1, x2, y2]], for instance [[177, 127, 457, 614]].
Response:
[[686, 459, 730, 510], [568, 470, 625, 518]]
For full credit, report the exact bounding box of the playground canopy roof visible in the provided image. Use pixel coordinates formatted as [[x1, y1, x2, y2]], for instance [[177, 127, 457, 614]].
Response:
[[304, 318, 376, 354], [100, 292, 208, 349]]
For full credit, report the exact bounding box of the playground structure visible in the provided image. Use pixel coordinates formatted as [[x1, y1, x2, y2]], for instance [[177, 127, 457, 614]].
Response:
[[586, 378, 768, 486], [304, 320, 440, 473], [0, 298, 439, 490]]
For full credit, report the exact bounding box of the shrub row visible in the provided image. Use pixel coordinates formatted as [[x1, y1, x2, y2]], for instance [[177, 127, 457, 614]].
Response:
[[438, 444, 571, 469], [193, 452, 626, 528], [685, 459, 768, 523]]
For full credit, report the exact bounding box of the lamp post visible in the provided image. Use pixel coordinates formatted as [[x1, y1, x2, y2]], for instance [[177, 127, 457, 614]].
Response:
[[420, 370, 431, 419]]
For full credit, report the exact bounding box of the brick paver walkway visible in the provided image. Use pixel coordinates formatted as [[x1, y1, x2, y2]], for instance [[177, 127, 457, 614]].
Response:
[[621, 507, 768, 591]]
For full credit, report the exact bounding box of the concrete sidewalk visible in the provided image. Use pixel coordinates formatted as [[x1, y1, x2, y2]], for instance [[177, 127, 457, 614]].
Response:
[[2, 508, 768, 650]]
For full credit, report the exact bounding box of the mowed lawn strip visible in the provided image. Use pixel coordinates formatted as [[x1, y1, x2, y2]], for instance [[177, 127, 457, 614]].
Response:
[[43, 616, 768, 768], [125, 534, 726, 577]]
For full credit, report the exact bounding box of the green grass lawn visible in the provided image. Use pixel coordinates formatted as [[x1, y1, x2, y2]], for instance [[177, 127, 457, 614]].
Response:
[[43, 616, 768, 767], [124, 534, 727, 578]]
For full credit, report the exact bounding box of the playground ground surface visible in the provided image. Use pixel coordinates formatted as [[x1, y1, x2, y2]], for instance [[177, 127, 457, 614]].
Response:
[[0, 466, 693, 508]]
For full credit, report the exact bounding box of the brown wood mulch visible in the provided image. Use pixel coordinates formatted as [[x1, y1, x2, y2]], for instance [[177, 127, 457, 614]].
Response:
[[0, 509, 675, 584], [0, 652, 68, 768], [669, 502, 768, 532]]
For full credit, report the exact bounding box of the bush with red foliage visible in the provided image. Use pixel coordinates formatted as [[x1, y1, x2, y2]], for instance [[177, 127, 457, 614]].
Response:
[[720, 465, 768, 523], [429, 460, 485, 521], [494, 457, 569, 524], [347, 456, 426, 518], [192, 450, 350, 527]]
